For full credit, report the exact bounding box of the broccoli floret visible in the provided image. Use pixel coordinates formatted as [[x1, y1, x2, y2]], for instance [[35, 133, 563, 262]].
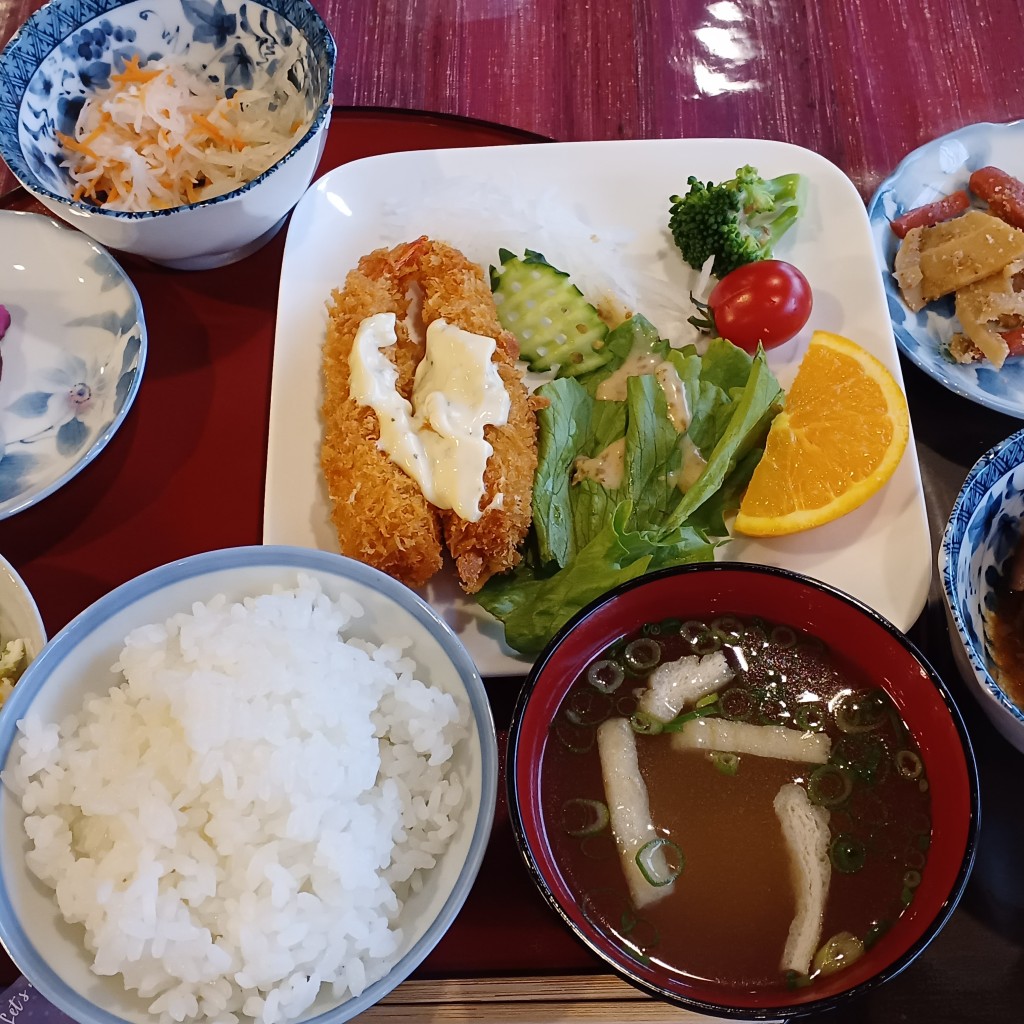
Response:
[[668, 164, 805, 276]]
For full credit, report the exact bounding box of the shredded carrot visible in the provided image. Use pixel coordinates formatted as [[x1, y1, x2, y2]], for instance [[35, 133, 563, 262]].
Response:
[[109, 54, 162, 86]]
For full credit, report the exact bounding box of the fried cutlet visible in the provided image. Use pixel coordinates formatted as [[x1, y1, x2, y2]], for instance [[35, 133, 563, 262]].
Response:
[[320, 236, 539, 593]]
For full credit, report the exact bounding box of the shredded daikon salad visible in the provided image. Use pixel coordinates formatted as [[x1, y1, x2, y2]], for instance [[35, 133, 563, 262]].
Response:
[[57, 54, 312, 212]]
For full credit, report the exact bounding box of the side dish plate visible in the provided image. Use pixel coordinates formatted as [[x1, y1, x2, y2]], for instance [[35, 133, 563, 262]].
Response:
[[867, 119, 1024, 419], [266, 138, 931, 675], [0, 211, 146, 517]]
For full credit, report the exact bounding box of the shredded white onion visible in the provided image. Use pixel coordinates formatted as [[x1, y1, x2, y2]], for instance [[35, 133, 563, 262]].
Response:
[[58, 55, 311, 212]]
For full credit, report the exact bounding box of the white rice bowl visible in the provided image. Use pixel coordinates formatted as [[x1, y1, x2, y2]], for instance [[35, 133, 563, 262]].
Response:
[[0, 547, 496, 1024]]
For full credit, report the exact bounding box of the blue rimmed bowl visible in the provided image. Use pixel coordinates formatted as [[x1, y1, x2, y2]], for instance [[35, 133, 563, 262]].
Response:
[[940, 428, 1024, 753], [0, 0, 335, 270], [0, 545, 497, 1024]]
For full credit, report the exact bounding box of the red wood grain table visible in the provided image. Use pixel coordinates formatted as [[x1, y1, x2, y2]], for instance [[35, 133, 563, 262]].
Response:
[[1, 1, 1024, 1022]]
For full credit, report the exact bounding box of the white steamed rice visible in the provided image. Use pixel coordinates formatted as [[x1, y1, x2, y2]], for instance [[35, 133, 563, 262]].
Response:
[[3, 575, 469, 1024]]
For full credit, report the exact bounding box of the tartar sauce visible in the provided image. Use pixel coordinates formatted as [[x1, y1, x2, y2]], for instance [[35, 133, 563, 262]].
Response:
[[349, 312, 510, 521]]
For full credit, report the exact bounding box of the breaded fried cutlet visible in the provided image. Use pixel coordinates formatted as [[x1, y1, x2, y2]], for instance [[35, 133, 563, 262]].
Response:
[[416, 241, 540, 593], [320, 236, 540, 593], [320, 242, 444, 589]]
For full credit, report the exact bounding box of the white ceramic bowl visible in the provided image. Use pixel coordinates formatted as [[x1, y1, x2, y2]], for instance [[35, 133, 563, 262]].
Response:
[[0, 0, 335, 270], [0, 546, 497, 1024], [0, 554, 46, 670], [940, 427, 1024, 753]]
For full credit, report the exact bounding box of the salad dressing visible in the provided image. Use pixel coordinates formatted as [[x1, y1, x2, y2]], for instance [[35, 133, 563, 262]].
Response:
[[668, 436, 707, 493], [573, 438, 627, 489], [595, 350, 664, 401], [655, 362, 691, 432], [349, 312, 510, 521]]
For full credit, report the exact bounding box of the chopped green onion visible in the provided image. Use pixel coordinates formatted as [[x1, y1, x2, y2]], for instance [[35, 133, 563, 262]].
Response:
[[812, 931, 865, 977], [895, 749, 923, 779], [832, 734, 890, 785], [680, 620, 721, 655], [624, 638, 662, 672], [553, 720, 596, 753], [795, 634, 826, 654], [770, 624, 797, 648], [718, 686, 755, 721], [561, 798, 610, 837], [564, 688, 612, 726], [659, 701, 721, 732], [587, 659, 625, 694], [634, 838, 684, 886], [711, 615, 745, 643], [901, 885, 915, 906], [629, 710, 664, 735], [903, 869, 922, 889], [616, 694, 638, 716], [864, 918, 892, 950], [785, 970, 813, 990], [795, 700, 827, 732], [695, 692, 720, 709], [618, 916, 660, 965], [834, 689, 889, 733], [709, 751, 740, 776], [829, 833, 867, 874], [807, 764, 853, 807]]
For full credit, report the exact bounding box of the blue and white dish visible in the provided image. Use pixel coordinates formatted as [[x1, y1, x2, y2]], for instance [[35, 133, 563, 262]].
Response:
[[0, 545, 496, 1024], [868, 119, 1024, 419], [0, 0, 336, 269], [940, 426, 1024, 753], [0, 210, 145, 518]]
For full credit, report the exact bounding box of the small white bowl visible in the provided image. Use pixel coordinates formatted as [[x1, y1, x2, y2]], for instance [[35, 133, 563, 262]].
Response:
[[0, 0, 335, 269], [0, 554, 46, 670], [0, 546, 497, 1024], [940, 427, 1024, 753]]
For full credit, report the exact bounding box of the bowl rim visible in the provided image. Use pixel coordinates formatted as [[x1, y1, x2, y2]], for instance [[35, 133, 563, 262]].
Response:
[[0, 544, 498, 1024], [0, 552, 47, 652], [506, 560, 980, 1020], [0, 0, 338, 220], [939, 426, 1024, 729]]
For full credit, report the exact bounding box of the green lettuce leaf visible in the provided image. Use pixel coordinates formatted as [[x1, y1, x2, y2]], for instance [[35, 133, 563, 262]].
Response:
[[479, 302, 784, 656]]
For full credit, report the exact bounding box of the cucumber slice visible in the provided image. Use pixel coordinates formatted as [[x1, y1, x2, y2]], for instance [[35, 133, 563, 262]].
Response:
[[490, 248, 610, 376]]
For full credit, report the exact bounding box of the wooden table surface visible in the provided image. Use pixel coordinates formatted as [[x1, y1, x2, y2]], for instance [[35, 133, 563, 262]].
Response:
[[2, 1, 1024, 1023]]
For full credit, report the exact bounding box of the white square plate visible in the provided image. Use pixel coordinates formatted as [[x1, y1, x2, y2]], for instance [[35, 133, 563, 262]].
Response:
[[265, 138, 931, 676]]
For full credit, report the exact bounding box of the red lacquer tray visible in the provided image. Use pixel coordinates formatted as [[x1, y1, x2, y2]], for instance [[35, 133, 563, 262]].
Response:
[[0, 108, 600, 987]]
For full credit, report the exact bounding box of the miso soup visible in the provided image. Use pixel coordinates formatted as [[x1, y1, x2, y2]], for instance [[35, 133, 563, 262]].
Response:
[[541, 614, 932, 991]]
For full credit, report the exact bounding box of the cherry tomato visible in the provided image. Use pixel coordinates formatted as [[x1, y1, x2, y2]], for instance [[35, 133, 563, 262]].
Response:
[[707, 260, 813, 352]]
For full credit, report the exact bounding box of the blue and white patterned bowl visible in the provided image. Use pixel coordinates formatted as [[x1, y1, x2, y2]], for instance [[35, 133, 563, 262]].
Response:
[[0, 0, 335, 269], [867, 120, 1024, 419], [940, 427, 1024, 753]]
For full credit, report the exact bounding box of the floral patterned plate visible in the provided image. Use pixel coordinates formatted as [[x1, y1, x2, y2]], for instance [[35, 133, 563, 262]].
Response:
[[0, 211, 145, 518]]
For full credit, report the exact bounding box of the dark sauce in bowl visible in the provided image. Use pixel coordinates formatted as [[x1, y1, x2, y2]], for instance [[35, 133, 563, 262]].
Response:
[[541, 614, 932, 991], [987, 579, 1024, 711]]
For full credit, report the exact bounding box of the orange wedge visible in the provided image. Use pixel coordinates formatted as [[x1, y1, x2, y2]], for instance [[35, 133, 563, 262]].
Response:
[[734, 330, 910, 537]]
